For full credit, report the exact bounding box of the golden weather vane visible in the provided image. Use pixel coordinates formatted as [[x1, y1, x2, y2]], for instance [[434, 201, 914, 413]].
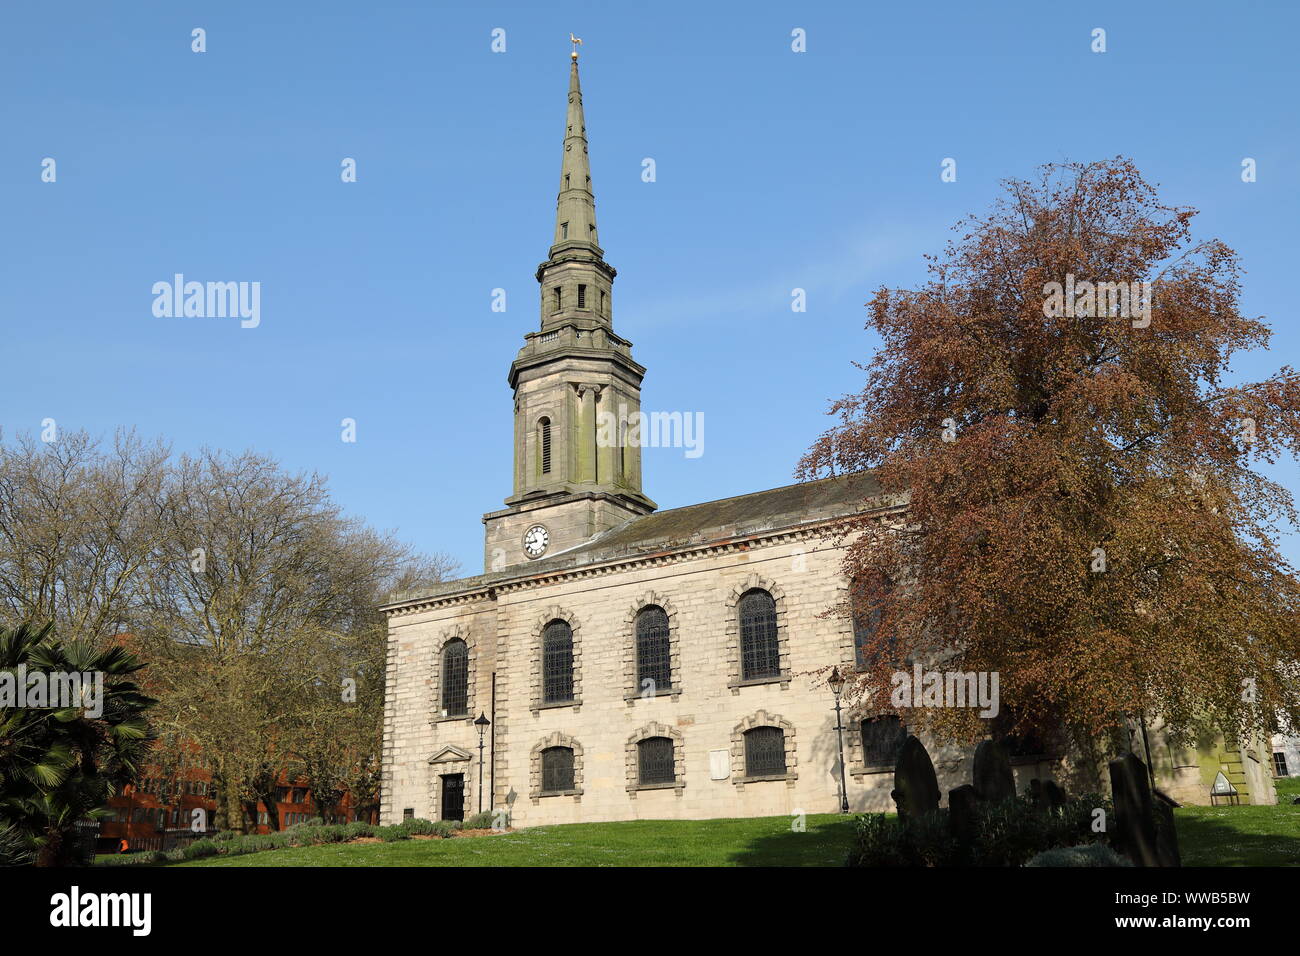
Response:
[[570, 33, 583, 59]]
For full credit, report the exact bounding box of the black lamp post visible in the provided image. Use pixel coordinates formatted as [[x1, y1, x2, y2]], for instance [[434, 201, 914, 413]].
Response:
[[828, 667, 850, 813], [474, 712, 491, 815]]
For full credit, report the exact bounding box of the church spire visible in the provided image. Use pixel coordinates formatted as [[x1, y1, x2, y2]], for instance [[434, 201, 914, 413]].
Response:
[[552, 42, 600, 257], [485, 41, 654, 571], [533, 41, 617, 334]]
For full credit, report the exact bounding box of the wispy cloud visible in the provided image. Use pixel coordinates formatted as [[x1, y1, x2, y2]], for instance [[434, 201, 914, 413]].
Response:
[[619, 223, 935, 331]]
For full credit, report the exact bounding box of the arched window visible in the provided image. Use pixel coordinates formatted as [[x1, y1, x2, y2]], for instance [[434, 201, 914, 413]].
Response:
[[860, 716, 906, 767], [852, 576, 896, 669], [538, 417, 552, 475], [637, 737, 676, 785], [635, 606, 671, 692], [441, 639, 468, 717], [738, 589, 780, 681], [541, 746, 575, 793], [542, 619, 574, 704], [743, 726, 787, 777]]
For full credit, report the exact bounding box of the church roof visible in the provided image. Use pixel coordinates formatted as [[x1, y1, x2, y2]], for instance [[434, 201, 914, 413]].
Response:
[[382, 473, 890, 610], [553, 472, 885, 563]]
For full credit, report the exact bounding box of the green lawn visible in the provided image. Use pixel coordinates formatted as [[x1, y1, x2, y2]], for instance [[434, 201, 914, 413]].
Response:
[[137, 784, 1300, 867], [1172, 777, 1300, 867], [177, 814, 856, 867], [1275, 776, 1300, 802]]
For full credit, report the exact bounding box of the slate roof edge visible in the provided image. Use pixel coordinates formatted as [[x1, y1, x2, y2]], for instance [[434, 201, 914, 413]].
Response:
[[380, 474, 901, 618]]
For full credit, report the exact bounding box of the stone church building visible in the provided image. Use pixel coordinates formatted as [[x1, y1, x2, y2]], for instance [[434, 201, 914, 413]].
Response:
[[379, 52, 1275, 827]]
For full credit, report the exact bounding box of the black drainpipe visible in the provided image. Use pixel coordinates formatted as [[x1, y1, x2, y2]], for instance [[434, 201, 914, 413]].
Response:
[[489, 671, 497, 812]]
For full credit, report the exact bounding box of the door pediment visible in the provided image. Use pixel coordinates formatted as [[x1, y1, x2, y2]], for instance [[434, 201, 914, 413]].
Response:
[[429, 745, 473, 764]]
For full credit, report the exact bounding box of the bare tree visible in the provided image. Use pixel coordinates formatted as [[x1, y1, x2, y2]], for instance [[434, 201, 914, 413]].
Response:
[[0, 429, 170, 645], [137, 448, 454, 831]]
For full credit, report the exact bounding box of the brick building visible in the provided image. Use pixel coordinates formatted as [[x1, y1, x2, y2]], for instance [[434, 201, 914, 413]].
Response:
[[100, 768, 374, 852]]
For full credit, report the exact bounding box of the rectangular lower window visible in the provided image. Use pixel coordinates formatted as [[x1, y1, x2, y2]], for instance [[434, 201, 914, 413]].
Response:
[[637, 737, 676, 785], [744, 727, 787, 776]]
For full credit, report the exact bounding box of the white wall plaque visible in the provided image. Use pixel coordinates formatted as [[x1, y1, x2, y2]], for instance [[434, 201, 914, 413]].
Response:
[[709, 749, 730, 781]]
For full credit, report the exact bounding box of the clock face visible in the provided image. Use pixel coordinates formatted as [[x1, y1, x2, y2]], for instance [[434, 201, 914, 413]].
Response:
[[523, 524, 549, 558]]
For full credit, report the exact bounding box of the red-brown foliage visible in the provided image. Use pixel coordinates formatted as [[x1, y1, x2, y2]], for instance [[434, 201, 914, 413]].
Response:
[[801, 158, 1300, 747]]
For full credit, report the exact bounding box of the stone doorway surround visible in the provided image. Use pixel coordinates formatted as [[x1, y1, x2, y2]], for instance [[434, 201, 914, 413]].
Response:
[[428, 745, 474, 821]]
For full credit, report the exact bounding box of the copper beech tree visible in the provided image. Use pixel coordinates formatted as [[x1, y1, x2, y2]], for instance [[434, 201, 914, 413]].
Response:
[[800, 158, 1300, 754]]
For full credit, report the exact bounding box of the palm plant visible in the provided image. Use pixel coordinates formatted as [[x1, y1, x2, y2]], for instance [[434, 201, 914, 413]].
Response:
[[0, 623, 155, 866]]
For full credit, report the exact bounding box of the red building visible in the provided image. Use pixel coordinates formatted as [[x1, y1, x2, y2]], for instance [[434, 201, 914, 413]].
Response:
[[100, 768, 376, 853], [96, 632, 378, 851]]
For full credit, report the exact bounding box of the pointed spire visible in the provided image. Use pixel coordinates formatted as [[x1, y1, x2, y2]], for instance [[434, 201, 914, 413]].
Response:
[[552, 47, 600, 257]]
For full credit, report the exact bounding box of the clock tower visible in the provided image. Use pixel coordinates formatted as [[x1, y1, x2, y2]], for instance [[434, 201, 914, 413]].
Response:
[[482, 46, 656, 571]]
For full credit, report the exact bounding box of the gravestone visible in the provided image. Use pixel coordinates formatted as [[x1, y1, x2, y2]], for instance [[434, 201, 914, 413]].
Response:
[[972, 739, 1016, 803], [1043, 780, 1067, 812], [1151, 791, 1182, 867], [1108, 752, 1159, 867], [892, 735, 941, 823], [948, 784, 979, 848]]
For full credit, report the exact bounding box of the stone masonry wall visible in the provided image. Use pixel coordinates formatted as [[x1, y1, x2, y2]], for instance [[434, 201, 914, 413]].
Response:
[[381, 530, 990, 826]]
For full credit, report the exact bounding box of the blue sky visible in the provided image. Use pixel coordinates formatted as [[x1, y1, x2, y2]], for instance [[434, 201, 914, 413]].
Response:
[[2, 1, 1298, 573]]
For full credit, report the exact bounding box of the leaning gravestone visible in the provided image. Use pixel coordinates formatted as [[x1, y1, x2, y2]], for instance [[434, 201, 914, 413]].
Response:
[[1108, 752, 1159, 867], [892, 735, 941, 824], [972, 739, 1016, 804]]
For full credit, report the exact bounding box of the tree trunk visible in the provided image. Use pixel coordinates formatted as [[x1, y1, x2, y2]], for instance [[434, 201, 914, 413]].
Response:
[[248, 766, 281, 831], [211, 770, 229, 831], [35, 827, 64, 867], [311, 788, 342, 823], [224, 784, 246, 835]]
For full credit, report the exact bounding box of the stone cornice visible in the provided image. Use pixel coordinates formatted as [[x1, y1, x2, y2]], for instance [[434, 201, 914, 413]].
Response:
[[535, 253, 616, 282], [508, 341, 645, 390], [381, 502, 905, 619]]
